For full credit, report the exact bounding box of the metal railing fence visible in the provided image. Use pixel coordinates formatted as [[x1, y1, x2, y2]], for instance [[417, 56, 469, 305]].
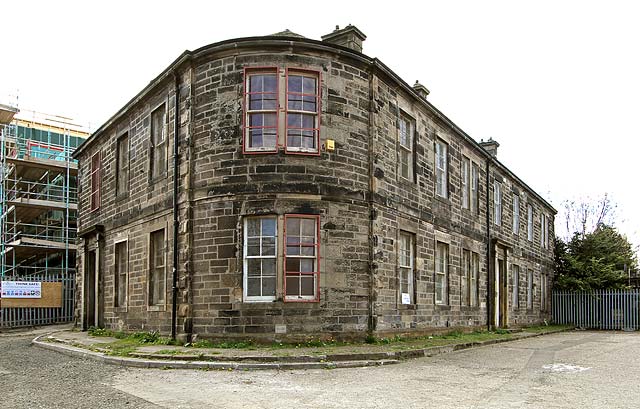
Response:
[[0, 272, 75, 328], [553, 289, 640, 330]]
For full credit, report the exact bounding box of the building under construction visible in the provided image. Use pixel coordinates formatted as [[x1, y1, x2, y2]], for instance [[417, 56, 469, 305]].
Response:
[[0, 104, 88, 327]]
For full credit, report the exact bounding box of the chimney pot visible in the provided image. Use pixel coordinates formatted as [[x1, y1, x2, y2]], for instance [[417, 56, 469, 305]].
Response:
[[321, 24, 367, 53], [413, 80, 430, 100], [479, 138, 500, 157]]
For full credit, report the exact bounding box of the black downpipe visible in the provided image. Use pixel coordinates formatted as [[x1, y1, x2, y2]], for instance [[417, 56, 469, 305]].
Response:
[[485, 159, 492, 331], [171, 74, 180, 340], [366, 66, 376, 335]]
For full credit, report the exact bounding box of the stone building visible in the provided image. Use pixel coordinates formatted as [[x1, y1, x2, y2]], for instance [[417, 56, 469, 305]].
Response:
[[73, 25, 555, 341]]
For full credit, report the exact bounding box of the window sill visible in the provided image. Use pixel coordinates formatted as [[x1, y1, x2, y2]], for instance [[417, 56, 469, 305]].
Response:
[[114, 306, 128, 313], [243, 298, 277, 303], [243, 148, 278, 155], [149, 173, 167, 185], [397, 177, 417, 188], [147, 305, 166, 312], [435, 304, 451, 311], [398, 304, 417, 311], [283, 298, 320, 303], [433, 195, 451, 206], [284, 148, 321, 156]]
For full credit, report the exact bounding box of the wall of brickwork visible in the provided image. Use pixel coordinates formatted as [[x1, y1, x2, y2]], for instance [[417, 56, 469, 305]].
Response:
[[75, 67, 192, 331], [367, 71, 491, 335], [186, 51, 373, 340], [74, 35, 555, 341]]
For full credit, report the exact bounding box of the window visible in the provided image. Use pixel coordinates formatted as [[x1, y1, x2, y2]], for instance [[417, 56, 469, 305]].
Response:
[[114, 241, 128, 308], [435, 140, 448, 198], [541, 272, 548, 312], [494, 181, 502, 226], [512, 264, 520, 310], [244, 69, 278, 152], [399, 232, 414, 304], [527, 204, 534, 241], [527, 269, 533, 309], [512, 194, 520, 235], [284, 215, 320, 301], [471, 252, 479, 307], [398, 114, 414, 182], [540, 213, 549, 249], [462, 250, 470, 305], [150, 103, 167, 179], [116, 133, 129, 196], [149, 229, 166, 306], [463, 250, 479, 307], [243, 217, 277, 301], [286, 70, 320, 153], [242, 215, 321, 303], [90, 152, 100, 211], [462, 157, 470, 209], [471, 163, 479, 214], [243, 68, 321, 154], [435, 242, 449, 305]]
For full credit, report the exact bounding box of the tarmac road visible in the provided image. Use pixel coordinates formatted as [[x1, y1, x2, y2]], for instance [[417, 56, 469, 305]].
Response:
[[0, 326, 157, 409], [2, 328, 639, 408]]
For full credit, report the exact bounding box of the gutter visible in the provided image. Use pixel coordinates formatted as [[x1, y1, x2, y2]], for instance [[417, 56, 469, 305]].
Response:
[[171, 72, 181, 340]]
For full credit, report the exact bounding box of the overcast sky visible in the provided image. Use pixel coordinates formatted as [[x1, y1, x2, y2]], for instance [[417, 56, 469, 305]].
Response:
[[2, 0, 638, 252]]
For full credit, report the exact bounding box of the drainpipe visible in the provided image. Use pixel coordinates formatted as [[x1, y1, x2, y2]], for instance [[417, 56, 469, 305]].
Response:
[[366, 65, 376, 336], [171, 72, 181, 340], [485, 158, 492, 331]]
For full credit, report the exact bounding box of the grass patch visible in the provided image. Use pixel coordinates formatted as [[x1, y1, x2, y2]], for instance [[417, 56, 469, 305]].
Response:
[[91, 339, 140, 356], [190, 339, 255, 349], [82, 324, 572, 357], [86, 327, 180, 357], [522, 324, 572, 333], [152, 349, 184, 355], [363, 329, 514, 349]]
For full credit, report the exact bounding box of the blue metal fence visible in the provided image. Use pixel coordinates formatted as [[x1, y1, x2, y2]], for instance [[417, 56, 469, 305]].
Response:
[[553, 289, 640, 330]]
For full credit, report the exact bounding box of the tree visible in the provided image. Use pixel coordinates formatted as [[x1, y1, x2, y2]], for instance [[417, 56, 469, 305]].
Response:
[[558, 194, 617, 242], [555, 224, 637, 291]]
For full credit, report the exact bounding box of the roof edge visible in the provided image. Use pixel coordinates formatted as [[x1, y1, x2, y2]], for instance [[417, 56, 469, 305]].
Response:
[[73, 35, 556, 214], [370, 59, 556, 214]]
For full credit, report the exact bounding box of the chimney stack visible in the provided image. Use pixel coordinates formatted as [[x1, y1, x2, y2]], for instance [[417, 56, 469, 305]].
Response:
[[321, 24, 367, 53], [413, 81, 430, 100], [480, 138, 500, 157]]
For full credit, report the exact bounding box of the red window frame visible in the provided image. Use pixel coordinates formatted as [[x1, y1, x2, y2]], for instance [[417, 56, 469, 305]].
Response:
[[242, 67, 279, 154], [284, 68, 321, 155], [90, 151, 101, 212], [283, 214, 321, 302]]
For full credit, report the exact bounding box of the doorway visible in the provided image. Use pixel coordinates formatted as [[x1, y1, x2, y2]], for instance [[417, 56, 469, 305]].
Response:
[[83, 247, 104, 329], [83, 250, 96, 329], [498, 258, 508, 327], [490, 242, 510, 329]]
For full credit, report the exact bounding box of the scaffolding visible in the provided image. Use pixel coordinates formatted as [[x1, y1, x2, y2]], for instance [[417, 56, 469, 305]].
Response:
[[0, 106, 88, 327]]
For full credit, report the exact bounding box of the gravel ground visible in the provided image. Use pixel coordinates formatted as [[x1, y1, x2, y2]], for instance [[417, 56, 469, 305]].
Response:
[[0, 328, 158, 409], [2, 329, 639, 408], [111, 331, 640, 409]]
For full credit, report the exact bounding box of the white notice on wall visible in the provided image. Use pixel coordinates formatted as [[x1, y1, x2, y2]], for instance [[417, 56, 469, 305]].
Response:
[[0, 281, 42, 299], [401, 293, 411, 305]]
